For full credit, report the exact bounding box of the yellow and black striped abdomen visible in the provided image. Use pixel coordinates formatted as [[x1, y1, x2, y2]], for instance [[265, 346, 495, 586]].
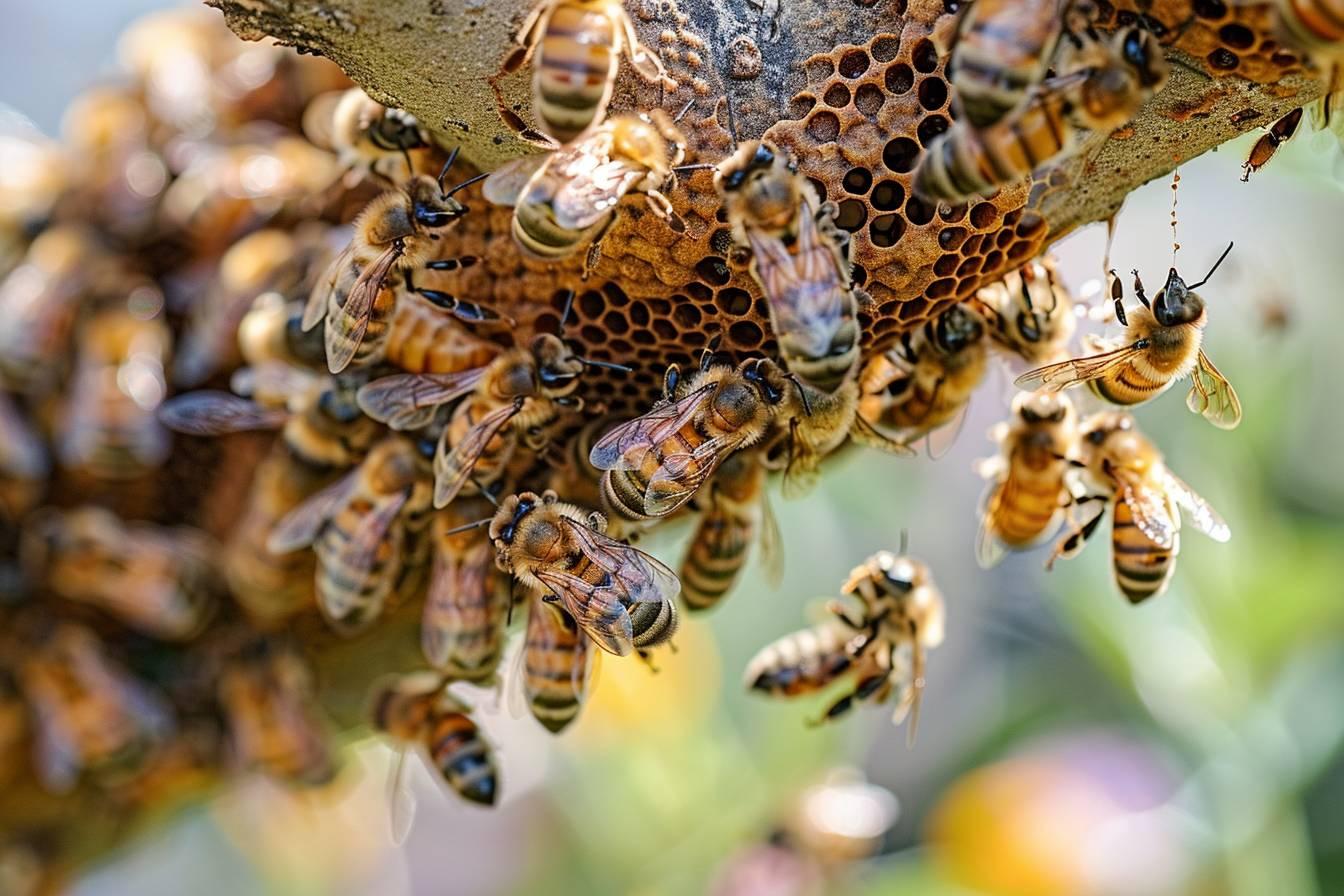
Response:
[[512, 197, 601, 260], [680, 507, 754, 610], [1110, 499, 1177, 603], [426, 711, 498, 805], [422, 541, 506, 681], [992, 469, 1064, 548], [1089, 362, 1171, 407], [314, 500, 403, 630], [522, 600, 589, 733], [745, 622, 854, 697], [602, 425, 708, 522], [534, 4, 617, 143], [385, 299, 499, 374]]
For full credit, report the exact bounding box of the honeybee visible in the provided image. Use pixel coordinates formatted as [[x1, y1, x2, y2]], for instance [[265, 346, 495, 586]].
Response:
[[1272, 0, 1344, 59], [916, 26, 1169, 202], [679, 450, 783, 611], [383, 290, 501, 376], [217, 639, 336, 787], [421, 500, 512, 679], [857, 303, 990, 452], [301, 158, 494, 374], [1241, 107, 1304, 182], [483, 111, 686, 268], [371, 673, 499, 821], [0, 391, 49, 523], [973, 256, 1076, 365], [491, 0, 673, 144], [268, 435, 434, 634], [314, 88, 431, 184], [21, 506, 220, 641], [974, 391, 1077, 568], [948, 0, 1069, 129], [16, 623, 173, 793], [590, 350, 801, 522], [1015, 244, 1242, 429], [513, 593, 595, 732], [1051, 411, 1230, 603], [483, 490, 680, 657], [746, 549, 945, 738], [57, 304, 172, 479], [0, 130, 67, 280]]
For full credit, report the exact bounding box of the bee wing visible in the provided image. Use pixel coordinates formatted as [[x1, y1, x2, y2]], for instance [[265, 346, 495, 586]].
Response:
[[502, 624, 531, 721], [1187, 350, 1243, 430], [588, 382, 717, 471], [434, 401, 522, 508], [0, 393, 48, 479], [33, 711, 81, 793], [535, 568, 635, 656], [925, 400, 970, 461], [1112, 468, 1179, 550], [482, 156, 548, 207], [553, 159, 646, 230], [157, 391, 289, 436], [266, 470, 359, 554], [357, 367, 489, 430], [644, 433, 740, 517], [849, 414, 917, 457], [1014, 342, 1148, 393], [302, 246, 349, 331], [755, 212, 847, 357], [560, 516, 682, 606], [1161, 469, 1231, 542], [757, 488, 785, 588], [386, 745, 418, 846], [421, 536, 493, 668], [320, 490, 409, 621], [325, 243, 403, 374], [975, 477, 1008, 569], [230, 362, 322, 409]]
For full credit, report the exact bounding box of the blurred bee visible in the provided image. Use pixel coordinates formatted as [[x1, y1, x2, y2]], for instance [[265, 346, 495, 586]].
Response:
[[679, 449, 783, 611], [421, 500, 512, 679], [1241, 107, 1304, 182], [948, 0, 1069, 129], [268, 435, 434, 634], [0, 129, 67, 280], [217, 638, 335, 787], [1051, 411, 1230, 602], [16, 623, 173, 793], [21, 506, 220, 641], [301, 154, 494, 374], [916, 26, 1169, 202], [973, 256, 1077, 365], [313, 88, 431, 185], [1272, 0, 1344, 59], [491, 0, 673, 144], [479, 490, 681, 657], [590, 349, 802, 522], [857, 303, 989, 453], [746, 548, 945, 738], [483, 111, 686, 269], [511, 593, 595, 732], [371, 672, 499, 830], [974, 391, 1077, 568], [57, 304, 172, 479], [1016, 243, 1242, 429], [0, 391, 49, 524]]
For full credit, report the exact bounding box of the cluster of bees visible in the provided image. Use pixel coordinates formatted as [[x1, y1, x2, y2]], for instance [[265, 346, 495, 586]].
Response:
[[0, 0, 1340, 866]]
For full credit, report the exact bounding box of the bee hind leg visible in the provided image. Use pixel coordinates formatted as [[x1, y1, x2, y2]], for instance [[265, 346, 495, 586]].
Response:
[[1047, 495, 1107, 570]]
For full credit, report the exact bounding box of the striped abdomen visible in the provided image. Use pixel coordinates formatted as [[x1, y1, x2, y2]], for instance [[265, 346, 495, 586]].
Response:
[[426, 710, 498, 806], [314, 498, 404, 631], [1110, 498, 1178, 603], [601, 424, 712, 522], [534, 3, 618, 143], [225, 450, 320, 625], [384, 298, 499, 374], [1276, 0, 1344, 52], [422, 537, 507, 680], [680, 456, 765, 610], [523, 599, 591, 733], [745, 621, 855, 697], [1089, 335, 1194, 406], [512, 192, 608, 261], [951, 0, 1064, 128], [989, 461, 1067, 548], [327, 260, 398, 369]]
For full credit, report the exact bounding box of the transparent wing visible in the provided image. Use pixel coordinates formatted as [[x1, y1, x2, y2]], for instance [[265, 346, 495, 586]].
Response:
[[1186, 350, 1243, 430], [560, 516, 682, 606], [849, 414, 917, 457], [266, 471, 358, 553], [553, 159, 646, 230], [747, 213, 844, 359], [757, 489, 785, 587], [433, 401, 521, 508], [157, 392, 288, 436], [925, 400, 970, 461], [1112, 468, 1178, 550], [1162, 468, 1231, 542], [482, 156, 547, 207], [357, 367, 488, 430], [325, 243, 402, 374], [975, 477, 1008, 569], [535, 568, 635, 656], [320, 490, 408, 620], [588, 381, 716, 471], [1014, 342, 1148, 393], [302, 246, 348, 331], [644, 433, 740, 517], [386, 746, 418, 846]]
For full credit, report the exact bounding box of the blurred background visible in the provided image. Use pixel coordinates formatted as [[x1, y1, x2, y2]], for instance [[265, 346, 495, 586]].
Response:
[[6, 3, 1344, 895]]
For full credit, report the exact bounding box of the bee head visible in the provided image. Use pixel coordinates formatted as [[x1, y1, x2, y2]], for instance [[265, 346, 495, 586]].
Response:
[[717, 141, 778, 192], [1153, 268, 1205, 326], [741, 357, 790, 406], [410, 178, 468, 230], [490, 492, 537, 546], [1014, 390, 1072, 426], [1120, 28, 1169, 90], [933, 304, 984, 353]]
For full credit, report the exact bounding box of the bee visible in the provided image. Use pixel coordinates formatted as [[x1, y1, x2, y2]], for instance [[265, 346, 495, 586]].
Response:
[[358, 332, 594, 508], [973, 256, 1077, 365], [974, 391, 1078, 568], [679, 449, 783, 611], [916, 26, 1169, 202], [0, 391, 49, 524], [57, 304, 172, 479], [383, 290, 501, 376], [0, 130, 67, 281], [491, 0, 672, 144], [301, 154, 494, 374], [513, 593, 595, 732], [481, 490, 681, 657], [371, 673, 499, 817], [16, 623, 173, 793], [421, 500, 512, 679], [483, 111, 686, 269], [1015, 243, 1242, 430], [857, 303, 990, 452], [21, 506, 220, 641], [1241, 107, 1304, 182], [947, 0, 1068, 128], [1272, 0, 1344, 59], [318, 88, 431, 184], [217, 639, 336, 787], [268, 435, 434, 634], [590, 349, 802, 522], [1051, 412, 1231, 603], [746, 548, 945, 737]]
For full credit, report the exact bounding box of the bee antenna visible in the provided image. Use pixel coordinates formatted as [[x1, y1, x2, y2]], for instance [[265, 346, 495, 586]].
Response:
[[436, 147, 461, 191], [722, 93, 739, 150], [470, 479, 501, 507], [672, 163, 716, 175], [899, 528, 909, 555], [442, 517, 493, 536], [558, 289, 576, 333], [673, 98, 695, 123], [580, 357, 634, 374], [784, 373, 813, 416], [444, 172, 489, 198], [1186, 241, 1234, 290]]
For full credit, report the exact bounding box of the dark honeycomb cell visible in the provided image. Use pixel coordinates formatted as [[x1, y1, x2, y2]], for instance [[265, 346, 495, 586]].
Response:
[[578, 290, 604, 318], [580, 324, 607, 345], [927, 278, 956, 299], [911, 39, 939, 73], [686, 281, 712, 302], [918, 78, 947, 111], [871, 179, 904, 210], [885, 63, 915, 94], [709, 229, 735, 256], [843, 167, 873, 194], [939, 203, 967, 222], [938, 226, 968, 250], [1208, 48, 1239, 69], [969, 202, 998, 229], [869, 214, 904, 247], [916, 115, 949, 146], [631, 328, 655, 345], [728, 320, 763, 347], [871, 35, 901, 62], [806, 111, 841, 141], [695, 256, 731, 286], [882, 137, 920, 172], [840, 50, 871, 78], [673, 302, 701, 328], [603, 310, 629, 334], [807, 177, 829, 202], [933, 254, 958, 276], [836, 199, 867, 231], [716, 287, 752, 316], [1219, 23, 1255, 49], [1194, 0, 1227, 17], [855, 84, 885, 116], [824, 83, 852, 107], [790, 95, 818, 118], [904, 195, 934, 226]]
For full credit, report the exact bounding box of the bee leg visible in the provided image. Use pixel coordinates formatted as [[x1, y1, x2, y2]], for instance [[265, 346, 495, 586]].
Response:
[[1131, 270, 1151, 310], [1109, 269, 1128, 326], [644, 191, 685, 234], [826, 599, 865, 630], [1047, 495, 1107, 569], [637, 649, 660, 674]]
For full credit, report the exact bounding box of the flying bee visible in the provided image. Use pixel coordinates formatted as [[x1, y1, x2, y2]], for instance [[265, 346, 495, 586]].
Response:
[[1271, 0, 1344, 59], [947, 0, 1069, 129], [217, 638, 335, 787], [746, 548, 945, 739], [315, 88, 431, 185], [473, 490, 680, 657], [511, 593, 595, 733], [973, 256, 1077, 365], [974, 391, 1078, 568], [483, 111, 687, 270], [57, 303, 171, 479], [916, 26, 1169, 202], [679, 449, 783, 611], [301, 152, 496, 374], [1242, 107, 1304, 182], [16, 623, 173, 793], [421, 499, 512, 680], [1051, 411, 1231, 603], [1015, 243, 1242, 429], [490, 0, 673, 144], [21, 506, 221, 641], [268, 435, 434, 634]]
